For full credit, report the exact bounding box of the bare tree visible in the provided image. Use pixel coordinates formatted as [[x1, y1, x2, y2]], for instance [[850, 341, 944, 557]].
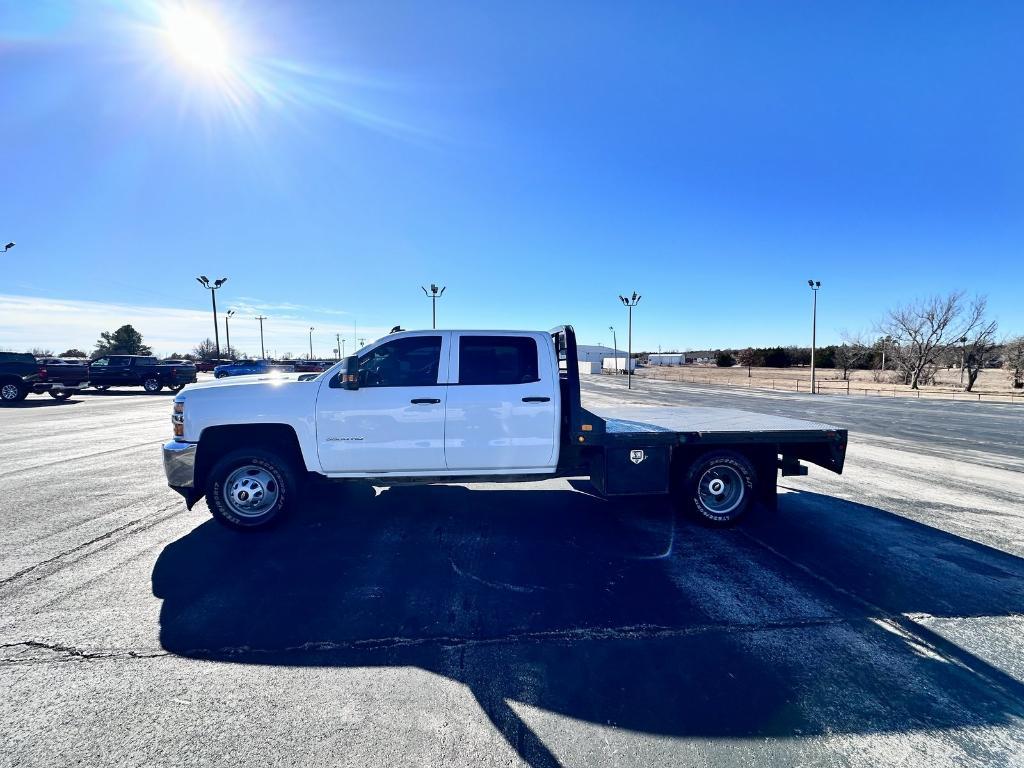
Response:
[[961, 308, 999, 392], [1005, 336, 1024, 389], [833, 333, 870, 381], [193, 338, 217, 361], [736, 347, 759, 377], [877, 292, 990, 390]]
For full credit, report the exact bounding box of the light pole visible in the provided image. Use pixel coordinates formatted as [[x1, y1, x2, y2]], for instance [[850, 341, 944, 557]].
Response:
[[618, 292, 641, 389], [807, 280, 821, 394], [336, 333, 344, 360], [609, 326, 617, 359], [308, 327, 315, 360], [196, 276, 227, 359], [958, 335, 968, 386], [224, 309, 235, 359], [255, 315, 268, 360], [421, 284, 446, 329]]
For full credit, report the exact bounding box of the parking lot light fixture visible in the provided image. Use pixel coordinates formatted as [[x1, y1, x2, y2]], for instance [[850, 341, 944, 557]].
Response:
[[619, 292, 641, 389], [2, 242, 14, 254], [196, 275, 228, 359], [808, 280, 821, 394], [421, 284, 446, 329]]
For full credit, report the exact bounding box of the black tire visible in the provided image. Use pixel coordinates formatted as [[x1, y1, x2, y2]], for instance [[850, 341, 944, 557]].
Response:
[[93, 385, 109, 391], [48, 390, 73, 400], [143, 377, 163, 393], [168, 383, 185, 394], [206, 448, 299, 531], [1, 379, 27, 404], [675, 450, 757, 527]]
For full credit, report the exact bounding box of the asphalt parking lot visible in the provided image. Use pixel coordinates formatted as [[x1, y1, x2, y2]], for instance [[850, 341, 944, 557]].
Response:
[[2, 378, 1024, 767]]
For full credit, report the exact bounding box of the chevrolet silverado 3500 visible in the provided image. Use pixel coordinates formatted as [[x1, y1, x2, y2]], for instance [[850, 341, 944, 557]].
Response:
[[163, 326, 847, 530]]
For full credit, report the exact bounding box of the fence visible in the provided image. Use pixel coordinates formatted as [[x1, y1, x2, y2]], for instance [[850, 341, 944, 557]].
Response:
[[631, 368, 1024, 404]]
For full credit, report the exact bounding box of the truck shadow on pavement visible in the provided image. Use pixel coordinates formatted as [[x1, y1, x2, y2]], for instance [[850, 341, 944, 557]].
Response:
[[153, 484, 1024, 767]]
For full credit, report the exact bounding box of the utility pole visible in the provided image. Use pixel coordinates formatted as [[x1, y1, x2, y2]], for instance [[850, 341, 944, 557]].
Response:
[[336, 333, 343, 360], [255, 315, 268, 360], [421, 284, 446, 329], [609, 326, 617, 362], [618, 292, 641, 389], [224, 309, 235, 359], [309, 327, 315, 360], [196, 276, 227, 359], [807, 280, 821, 394], [358, 337, 367, 349]]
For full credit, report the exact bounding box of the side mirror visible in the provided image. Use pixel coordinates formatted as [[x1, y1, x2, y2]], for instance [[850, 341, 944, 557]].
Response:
[[335, 355, 360, 390]]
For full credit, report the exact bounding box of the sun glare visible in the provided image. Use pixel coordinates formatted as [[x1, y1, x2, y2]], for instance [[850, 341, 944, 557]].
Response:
[[162, 6, 231, 73]]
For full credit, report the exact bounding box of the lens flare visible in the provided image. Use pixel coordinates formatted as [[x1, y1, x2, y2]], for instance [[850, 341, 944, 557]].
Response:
[[162, 6, 230, 74]]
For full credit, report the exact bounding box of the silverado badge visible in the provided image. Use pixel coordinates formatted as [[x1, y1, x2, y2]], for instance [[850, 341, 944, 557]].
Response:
[[630, 449, 646, 465]]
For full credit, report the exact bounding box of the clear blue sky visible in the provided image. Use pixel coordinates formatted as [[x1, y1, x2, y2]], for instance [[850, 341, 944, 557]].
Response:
[[1, 1, 1022, 356]]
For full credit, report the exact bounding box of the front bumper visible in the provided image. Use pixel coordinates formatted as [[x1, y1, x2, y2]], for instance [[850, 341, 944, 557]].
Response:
[[163, 440, 202, 509]]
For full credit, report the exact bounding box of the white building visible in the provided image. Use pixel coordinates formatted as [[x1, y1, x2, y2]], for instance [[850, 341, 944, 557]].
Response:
[[648, 353, 685, 366], [577, 344, 625, 364]]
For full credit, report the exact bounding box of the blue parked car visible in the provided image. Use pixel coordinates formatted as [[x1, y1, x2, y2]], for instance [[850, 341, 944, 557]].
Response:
[[213, 360, 296, 378]]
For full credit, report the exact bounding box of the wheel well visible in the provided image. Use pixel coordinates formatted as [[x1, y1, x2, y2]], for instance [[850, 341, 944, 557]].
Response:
[[194, 424, 305, 490]]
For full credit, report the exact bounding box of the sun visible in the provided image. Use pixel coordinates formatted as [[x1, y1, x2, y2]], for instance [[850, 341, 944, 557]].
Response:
[[162, 6, 232, 74]]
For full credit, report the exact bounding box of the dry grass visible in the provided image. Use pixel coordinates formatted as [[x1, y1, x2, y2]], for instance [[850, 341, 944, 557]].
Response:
[[627, 365, 1023, 403]]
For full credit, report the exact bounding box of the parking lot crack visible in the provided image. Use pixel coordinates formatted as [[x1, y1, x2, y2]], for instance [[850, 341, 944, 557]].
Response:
[[0, 640, 169, 664]]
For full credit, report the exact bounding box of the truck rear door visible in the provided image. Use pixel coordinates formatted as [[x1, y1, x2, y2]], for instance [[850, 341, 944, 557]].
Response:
[[444, 333, 559, 471]]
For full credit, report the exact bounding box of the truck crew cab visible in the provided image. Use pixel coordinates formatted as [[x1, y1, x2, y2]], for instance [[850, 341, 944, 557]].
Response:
[[163, 326, 847, 530]]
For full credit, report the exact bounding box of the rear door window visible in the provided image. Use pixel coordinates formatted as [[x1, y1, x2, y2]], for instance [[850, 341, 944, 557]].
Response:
[[458, 336, 539, 385]]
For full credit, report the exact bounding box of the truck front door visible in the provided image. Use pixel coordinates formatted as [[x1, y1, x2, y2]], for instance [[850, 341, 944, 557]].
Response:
[[315, 334, 449, 473], [445, 333, 558, 471]]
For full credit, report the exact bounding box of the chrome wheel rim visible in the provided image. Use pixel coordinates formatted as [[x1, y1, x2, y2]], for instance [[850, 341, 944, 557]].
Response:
[[697, 465, 744, 515], [223, 465, 280, 518], [144, 379, 159, 391], [1, 383, 19, 400]]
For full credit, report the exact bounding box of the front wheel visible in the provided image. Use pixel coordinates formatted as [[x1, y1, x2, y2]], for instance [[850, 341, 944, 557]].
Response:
[[143, 378, 163, 393], [206, 448, 299, 530], [675, 450, 757, 526]]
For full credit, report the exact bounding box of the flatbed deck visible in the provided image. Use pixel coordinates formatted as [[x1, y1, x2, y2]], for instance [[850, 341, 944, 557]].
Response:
[[592, 405, 841, 436]]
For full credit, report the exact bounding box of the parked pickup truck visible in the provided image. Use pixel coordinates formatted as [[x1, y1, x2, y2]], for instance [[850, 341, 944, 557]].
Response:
[[90, 355, 196, 394], [213, 359, 297, 378], [0, 353, 90, 403], [162, 326, 847, 530]]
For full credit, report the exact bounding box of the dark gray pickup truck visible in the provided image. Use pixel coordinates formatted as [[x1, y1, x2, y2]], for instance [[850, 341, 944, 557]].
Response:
[[90, 355, 197, 393], [0, 353, 90, 403]]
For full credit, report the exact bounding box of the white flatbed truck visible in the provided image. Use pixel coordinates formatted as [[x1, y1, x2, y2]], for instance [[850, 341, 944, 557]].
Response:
[[163, 325, 847, 530]]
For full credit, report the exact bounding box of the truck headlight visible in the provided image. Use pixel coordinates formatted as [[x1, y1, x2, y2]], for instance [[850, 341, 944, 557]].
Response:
[[172, 401, 185, 438]]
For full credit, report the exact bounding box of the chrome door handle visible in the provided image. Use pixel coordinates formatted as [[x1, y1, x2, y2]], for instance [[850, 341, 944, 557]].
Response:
[[522, 396, 550, 403], [410, 398, 441, 404]]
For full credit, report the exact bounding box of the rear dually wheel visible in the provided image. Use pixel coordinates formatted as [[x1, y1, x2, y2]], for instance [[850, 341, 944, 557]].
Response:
[[676, 450, 757, 526]]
